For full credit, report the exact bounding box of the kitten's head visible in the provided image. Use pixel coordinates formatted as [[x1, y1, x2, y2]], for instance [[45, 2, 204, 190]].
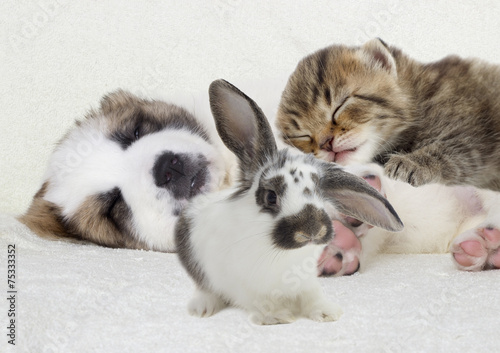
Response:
[[277, 38, 411, 164]]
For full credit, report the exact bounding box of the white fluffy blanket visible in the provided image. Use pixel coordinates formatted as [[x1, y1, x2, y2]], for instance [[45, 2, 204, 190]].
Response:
[[1, 213, 499, 352]]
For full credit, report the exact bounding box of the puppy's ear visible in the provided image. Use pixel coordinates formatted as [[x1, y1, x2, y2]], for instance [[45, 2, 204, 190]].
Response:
[[99, 90, 144, 115]]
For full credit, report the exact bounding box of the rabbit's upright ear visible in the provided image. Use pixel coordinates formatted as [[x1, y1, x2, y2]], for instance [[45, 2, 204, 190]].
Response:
[[209, 79, 277, 180], [320, 164, 404, 232]]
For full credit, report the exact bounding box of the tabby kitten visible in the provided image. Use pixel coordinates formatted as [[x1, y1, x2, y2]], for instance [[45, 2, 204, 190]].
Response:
[[277, 38, 500, 191]]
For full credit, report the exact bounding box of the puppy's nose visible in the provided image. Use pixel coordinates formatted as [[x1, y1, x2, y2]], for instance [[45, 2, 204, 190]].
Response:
[[153, 152, 208, 200], [154, 152, 186, 187]]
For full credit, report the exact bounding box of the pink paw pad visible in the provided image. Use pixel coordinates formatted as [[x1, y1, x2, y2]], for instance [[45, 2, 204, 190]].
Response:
[[317, 171, 385, 277], [318, 221, 361, 276], [452, 226, 500, 271]]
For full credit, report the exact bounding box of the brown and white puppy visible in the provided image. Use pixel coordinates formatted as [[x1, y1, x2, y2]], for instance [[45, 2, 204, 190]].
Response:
[[19, 90, 234, 251]]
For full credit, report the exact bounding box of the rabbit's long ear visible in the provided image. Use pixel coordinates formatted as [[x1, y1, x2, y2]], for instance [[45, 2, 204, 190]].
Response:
[[320, 164, 404, 232], [209, 79, 277, 180]]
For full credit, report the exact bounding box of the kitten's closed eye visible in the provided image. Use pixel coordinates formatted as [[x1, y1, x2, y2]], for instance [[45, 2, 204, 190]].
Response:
[[332, 97, 350, 122], [288, 135, 312, 142]]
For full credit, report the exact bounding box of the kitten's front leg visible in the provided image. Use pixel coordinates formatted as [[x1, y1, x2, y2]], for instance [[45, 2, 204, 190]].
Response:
[[384, 145, 456, 187]]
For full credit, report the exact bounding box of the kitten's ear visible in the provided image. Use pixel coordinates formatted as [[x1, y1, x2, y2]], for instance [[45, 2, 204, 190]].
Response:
[[209, 79, 278, 181], [360, 38, 397, 78], [320, 163, 404, 232]]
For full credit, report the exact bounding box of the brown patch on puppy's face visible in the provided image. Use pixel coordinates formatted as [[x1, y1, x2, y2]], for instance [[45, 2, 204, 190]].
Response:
[[20, 182, 149, 249]]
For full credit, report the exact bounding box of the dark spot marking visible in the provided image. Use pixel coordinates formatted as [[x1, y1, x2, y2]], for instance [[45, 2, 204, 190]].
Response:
[[272, 204, 332, 249], [312, 86, 320, 104], [316, 48, 328, 86], [284, 108, 301, 117], [291, 118, 300, 131], [324, 87, 332, 106], [392, 161, 402, 178], [407, 170, 415, 185], [353, 94, 390, 107], [303, 187, 311, 196], [172, 207, 182, 217]]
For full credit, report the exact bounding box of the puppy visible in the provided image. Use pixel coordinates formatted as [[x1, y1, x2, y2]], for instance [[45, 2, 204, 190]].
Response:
[[19, 90, 235, 251]]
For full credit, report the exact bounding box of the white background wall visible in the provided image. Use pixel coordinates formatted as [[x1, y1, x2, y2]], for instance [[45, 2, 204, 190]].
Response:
[[1, 0, 499, 214]]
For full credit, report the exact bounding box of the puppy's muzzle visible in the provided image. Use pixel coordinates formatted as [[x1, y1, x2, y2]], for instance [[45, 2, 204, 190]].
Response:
[[153, 151, 209, 200]]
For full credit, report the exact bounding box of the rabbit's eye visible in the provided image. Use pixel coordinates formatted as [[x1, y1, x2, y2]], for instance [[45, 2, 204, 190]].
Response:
[[266, 190, 277, 206], [134, 126, 141, 140]]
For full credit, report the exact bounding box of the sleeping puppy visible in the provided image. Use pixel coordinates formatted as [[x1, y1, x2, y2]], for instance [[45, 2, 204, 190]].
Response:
[[19, 90, 235, 251]]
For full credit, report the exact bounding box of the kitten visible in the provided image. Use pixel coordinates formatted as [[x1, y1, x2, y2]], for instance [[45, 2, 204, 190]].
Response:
[[276, 38, 500, 191]]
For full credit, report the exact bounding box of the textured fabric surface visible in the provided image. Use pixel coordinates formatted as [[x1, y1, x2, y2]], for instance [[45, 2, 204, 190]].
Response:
[[1, 213, 499, 352]]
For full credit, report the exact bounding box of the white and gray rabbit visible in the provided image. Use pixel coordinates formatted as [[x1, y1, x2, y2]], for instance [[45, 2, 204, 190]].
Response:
[[175, 79, 404, 325]]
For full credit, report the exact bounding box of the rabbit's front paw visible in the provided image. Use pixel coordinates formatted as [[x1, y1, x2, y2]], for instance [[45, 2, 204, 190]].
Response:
[[306, 301, 343, 322], [188, 290, 226, 317], [250, 309, 295, 325], [385, 154, 437, 187], [451, 226, 500, 271]]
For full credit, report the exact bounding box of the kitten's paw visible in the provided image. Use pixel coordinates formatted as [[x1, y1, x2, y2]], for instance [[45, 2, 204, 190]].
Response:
[[451, 226, 500, 271], [250, 310, 296, 325], [318, 221, 362, 276], [188, 290, 227, 317], [306, 302, 343, 322], [385, 154, 436, 187]]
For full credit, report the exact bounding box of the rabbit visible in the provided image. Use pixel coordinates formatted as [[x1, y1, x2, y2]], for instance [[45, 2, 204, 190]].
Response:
[[175, 79, 404, 325]]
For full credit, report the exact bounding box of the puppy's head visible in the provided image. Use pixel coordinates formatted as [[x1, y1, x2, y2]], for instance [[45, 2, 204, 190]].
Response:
[[20, 90, 230, 251]]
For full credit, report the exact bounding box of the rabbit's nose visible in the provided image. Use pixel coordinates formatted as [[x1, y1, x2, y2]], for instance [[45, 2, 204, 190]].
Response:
[[294, 225, 329, 243], [153, 151, 209, 200], [272, 204, 333, 249]]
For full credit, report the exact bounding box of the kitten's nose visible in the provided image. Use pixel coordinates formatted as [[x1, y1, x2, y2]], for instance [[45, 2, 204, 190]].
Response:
[[320, 137, 333, 151]]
